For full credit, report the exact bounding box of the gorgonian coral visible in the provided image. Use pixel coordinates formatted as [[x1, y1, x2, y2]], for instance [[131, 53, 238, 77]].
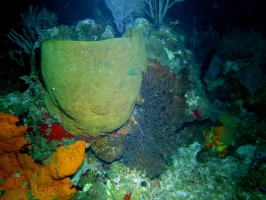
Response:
[[123, 63, 177, 178]]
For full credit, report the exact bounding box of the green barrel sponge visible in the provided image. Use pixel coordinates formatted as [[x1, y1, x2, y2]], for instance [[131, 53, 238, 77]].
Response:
[[41, 29, 147, 138]]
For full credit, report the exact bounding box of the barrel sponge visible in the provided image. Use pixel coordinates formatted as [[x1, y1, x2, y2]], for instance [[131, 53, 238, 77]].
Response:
[[41, 29, 147, 138]]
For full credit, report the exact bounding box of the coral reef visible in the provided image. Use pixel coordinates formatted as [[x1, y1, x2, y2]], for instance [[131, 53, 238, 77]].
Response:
[[39, 113, 75, 143], [91, 135, 124, 162], [0, 81, 47, 130], [218, 113, 238, 145], [42, 29, 147, 137], [106, 162, 149, 200], [204, 126, 228, 157], [48, 141, 85, 179], [2, 6, 266, 199], [130, 18, 152, 38], [0, 113, 29, 200], [0, 112, 28, 154], [75, 136, 266, 200], [18, 140, 85, 200], [143, 142, 248, 199], [204, 113, 239, 157], [0, 113, 86, 199], [0, 153, 29, 200], [123, 61, 177, 178], [101, 25, 115, 40], [145, 36, 169, 66]]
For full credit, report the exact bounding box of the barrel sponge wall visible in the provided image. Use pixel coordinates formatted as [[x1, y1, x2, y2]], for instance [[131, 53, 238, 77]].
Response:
[[41, 29, 147, 138]]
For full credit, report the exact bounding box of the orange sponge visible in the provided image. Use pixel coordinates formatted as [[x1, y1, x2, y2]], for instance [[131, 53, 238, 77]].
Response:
[[0, 112, 86, 200], [0, 152, 29, 200], [0, 112, 29, 200], [0, 112, 28, 154], [18, 141, 86, 200], [49, 140, 86, 179]]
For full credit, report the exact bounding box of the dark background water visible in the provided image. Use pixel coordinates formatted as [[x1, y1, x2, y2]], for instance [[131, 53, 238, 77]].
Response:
[[2, 0, 266, 55]]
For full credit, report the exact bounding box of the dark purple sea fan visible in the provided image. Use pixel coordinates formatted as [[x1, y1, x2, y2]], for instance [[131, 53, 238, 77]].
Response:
[[123, 70, 177, 178]]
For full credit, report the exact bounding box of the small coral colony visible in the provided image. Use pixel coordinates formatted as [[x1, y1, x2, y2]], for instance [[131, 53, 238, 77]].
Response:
[[1, 0, 266, 199]]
